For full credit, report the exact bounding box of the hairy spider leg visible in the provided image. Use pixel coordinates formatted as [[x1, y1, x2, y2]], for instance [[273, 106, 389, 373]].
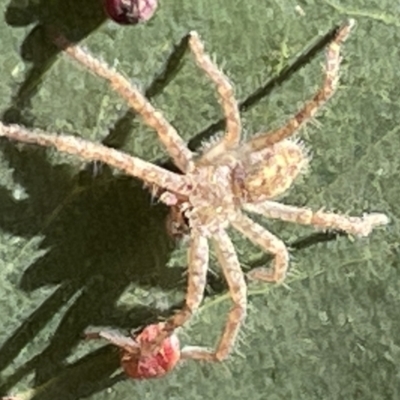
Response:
[[53, 35, 194, 173], [0, 123, 189, 196], [243, 202, 388, 282], [231, 212, 289, 282], [139, 228, 209, 356], [246, 19, 355, 151], [141, 227, 248, 362], [85, 330, 139, 353], [187, 32, 242, 163], [246, 201, 389, 236]]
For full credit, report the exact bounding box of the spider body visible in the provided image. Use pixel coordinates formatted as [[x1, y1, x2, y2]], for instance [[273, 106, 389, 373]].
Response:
[[187, 164, 238, 233], [0, 19, 389, 368], [166, 138, 308, 236]]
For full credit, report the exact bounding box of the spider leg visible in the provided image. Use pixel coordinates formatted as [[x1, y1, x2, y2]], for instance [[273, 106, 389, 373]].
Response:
[[245, 19, 355, 151], [53, 35, 194, 173], [85, 330, 139, 354], [0, 122, 189, 196], [180, 229, 247, 362], [188, 32, 241, 163], [140, 228, 209, 356], [231, 212, 289, 283], [244, 201, 389, 237]]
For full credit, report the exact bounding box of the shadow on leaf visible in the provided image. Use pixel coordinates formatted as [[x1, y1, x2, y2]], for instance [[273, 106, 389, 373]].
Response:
[[0, 138, 188, 397], [0, 12, 347, 399], [3, 0, 107, 126]]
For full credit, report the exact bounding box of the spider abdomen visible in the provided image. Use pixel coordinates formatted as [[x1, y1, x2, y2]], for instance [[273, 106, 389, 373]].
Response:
[[243, 139, 308, 202]]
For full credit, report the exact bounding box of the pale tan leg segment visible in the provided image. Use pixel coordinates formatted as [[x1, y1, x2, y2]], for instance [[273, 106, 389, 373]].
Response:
[[53, 35, 194, 173], [85, 330, 139, 354], [245, 201, 390, 237], [0, 122, 189, 196], [188, 32, 241, 162], [141, 229, 209, 356], [231, 212, 289, 283], [181, 229, 247, 362], [246, 19, 355, 151]]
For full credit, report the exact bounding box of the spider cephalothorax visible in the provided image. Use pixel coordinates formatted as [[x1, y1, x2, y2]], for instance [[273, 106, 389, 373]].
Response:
[[163, 138, 308, 241], [0, 19, 389, 370], [162, 138, 308, 237]]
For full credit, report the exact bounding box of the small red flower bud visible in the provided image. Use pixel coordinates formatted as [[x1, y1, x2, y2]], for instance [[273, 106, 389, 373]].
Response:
[[104, 0, 158, 25], [121, 323, 181, 379]]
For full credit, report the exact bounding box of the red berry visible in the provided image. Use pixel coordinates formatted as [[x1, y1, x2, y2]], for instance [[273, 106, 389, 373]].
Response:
[[121, 323, 181, 379], [104, 0, 158, 25]]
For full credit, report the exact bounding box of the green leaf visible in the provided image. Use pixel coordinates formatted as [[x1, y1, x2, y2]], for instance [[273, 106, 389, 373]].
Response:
[[0, 1, 398, 399]]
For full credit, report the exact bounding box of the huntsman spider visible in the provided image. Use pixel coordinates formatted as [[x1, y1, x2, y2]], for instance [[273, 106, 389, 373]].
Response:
[[0, 19, 389, 368]]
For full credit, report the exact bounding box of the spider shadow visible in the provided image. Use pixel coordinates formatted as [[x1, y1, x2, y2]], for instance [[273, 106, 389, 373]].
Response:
[[0, 27, 192, 400], [3, 0, 108, 126], [0, 138, 191, 397]]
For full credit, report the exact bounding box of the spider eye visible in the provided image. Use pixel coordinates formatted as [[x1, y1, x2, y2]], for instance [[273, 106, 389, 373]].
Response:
[[104, 0, 158, 25]]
